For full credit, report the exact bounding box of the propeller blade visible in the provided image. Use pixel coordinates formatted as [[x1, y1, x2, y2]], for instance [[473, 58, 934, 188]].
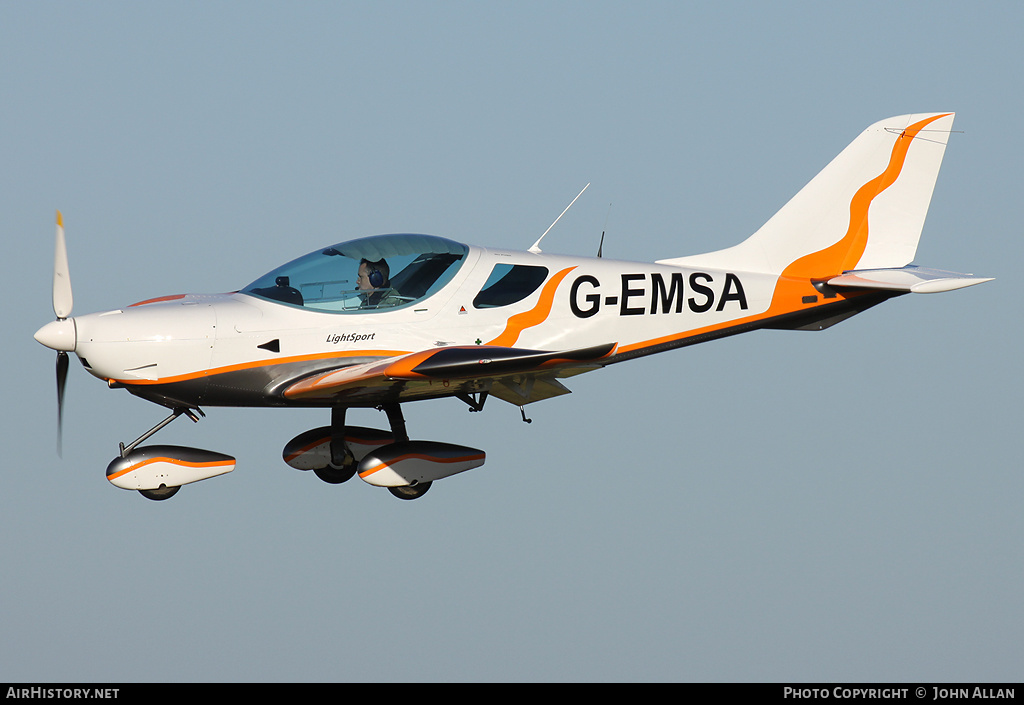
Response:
[[56, 351, 68, 457], [53, 211, 73, 320]]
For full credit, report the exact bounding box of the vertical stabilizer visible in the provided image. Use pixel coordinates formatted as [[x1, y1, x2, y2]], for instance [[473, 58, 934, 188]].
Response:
[[659, 113, 955, 277]]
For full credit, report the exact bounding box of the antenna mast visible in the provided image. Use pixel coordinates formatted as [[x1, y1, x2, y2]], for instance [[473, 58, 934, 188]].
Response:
[[529, 183, 590, 254]]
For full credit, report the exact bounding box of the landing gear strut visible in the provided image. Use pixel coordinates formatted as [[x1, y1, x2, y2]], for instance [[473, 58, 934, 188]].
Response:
[[118, 406, 202, 458], [296, 402, 482, 500], [378, 404, 434, 499], [314, 406, 358, 484], [121, 407, 200, 500], [381, 403, 410, 442], [309, 404, 407, 486]]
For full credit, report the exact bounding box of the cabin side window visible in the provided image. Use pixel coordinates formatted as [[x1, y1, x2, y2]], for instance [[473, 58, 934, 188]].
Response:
[[472, 264, 549, 308]]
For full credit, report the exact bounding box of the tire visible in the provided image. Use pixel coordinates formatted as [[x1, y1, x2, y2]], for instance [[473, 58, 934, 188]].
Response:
[[139, 485, 180, 501], [313, 461, 358, 484], [388, 481, 432, 500]]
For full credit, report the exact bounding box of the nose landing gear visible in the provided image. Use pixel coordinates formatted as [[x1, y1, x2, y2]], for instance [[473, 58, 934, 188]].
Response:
[[107, 406, 235, 501]]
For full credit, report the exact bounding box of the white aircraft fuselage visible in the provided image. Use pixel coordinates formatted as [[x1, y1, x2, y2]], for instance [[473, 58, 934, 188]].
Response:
[[33, 113, 992, 500], [61, 245, 789, 410]]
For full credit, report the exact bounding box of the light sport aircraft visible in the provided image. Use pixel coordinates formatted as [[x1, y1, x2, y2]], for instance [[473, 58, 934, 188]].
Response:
[[35, 112, 991, 501]]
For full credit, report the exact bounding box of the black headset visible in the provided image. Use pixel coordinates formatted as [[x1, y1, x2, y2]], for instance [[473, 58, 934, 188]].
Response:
[[361, 259, 386, 288], [367, 264, 385, 289]]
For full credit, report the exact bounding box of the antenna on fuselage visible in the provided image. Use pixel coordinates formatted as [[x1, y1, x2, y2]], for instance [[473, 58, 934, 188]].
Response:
[[529, 183, 590, 254], [596, 202, 611, 258]]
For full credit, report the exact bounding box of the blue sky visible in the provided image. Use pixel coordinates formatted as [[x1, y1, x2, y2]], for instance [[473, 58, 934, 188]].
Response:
[[2, 1, 1020, 682]]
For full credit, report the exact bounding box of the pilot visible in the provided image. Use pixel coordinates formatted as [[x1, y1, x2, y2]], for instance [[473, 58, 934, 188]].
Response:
[[356, 258, 401, 308]]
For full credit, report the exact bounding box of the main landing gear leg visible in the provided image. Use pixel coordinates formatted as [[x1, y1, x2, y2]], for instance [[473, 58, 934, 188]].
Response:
[[314, 405, 358, 484], [329, 406, 353, 467], [382, 403, 409, 443], [380, 403, 431, 500]]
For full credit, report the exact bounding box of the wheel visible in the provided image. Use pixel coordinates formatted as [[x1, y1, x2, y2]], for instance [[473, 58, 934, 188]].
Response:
[[388, 481, 432, 500], [139, 485, 180, 501], [313, 459, 358, 484]]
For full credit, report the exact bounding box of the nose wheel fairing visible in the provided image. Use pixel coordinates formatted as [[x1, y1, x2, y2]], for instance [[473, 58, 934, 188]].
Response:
[[106, 444, 235, 492], [104, 406, 235, 500]]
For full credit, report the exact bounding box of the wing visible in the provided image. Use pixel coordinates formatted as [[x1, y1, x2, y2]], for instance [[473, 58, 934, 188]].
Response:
[[281, 342, 617, 406]]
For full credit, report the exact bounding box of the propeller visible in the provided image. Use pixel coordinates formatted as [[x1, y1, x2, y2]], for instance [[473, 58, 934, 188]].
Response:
[[53, 210, 73, 319], [56, 350, 68, 456], [35, 211, 77, 456]]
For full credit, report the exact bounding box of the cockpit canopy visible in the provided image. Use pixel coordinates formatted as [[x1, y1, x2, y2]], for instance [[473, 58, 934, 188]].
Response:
[[241, 234, 468, 313]]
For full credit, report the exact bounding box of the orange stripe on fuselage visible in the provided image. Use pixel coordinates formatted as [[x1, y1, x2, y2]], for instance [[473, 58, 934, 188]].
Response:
[[486, 267, 576, 347], [762, 113, 950, 318], [776, 113, 950, 285], [619, 114, 949, 356], [129, 294, 187, 307], [110, 349, 411, 387]]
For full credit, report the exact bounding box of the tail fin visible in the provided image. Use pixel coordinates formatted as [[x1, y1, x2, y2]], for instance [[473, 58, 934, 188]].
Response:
[[660, 113, 957, 277]]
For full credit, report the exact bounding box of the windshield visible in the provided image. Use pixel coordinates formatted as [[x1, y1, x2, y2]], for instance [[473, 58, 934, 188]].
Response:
[[241, 234, 468, 312]]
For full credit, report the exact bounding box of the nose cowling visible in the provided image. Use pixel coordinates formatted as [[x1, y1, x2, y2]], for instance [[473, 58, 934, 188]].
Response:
[[34, 318, 77, 352]]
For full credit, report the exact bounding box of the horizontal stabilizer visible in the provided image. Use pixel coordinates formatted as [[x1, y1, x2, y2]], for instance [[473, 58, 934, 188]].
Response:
[[828, 266, 993, 294]]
